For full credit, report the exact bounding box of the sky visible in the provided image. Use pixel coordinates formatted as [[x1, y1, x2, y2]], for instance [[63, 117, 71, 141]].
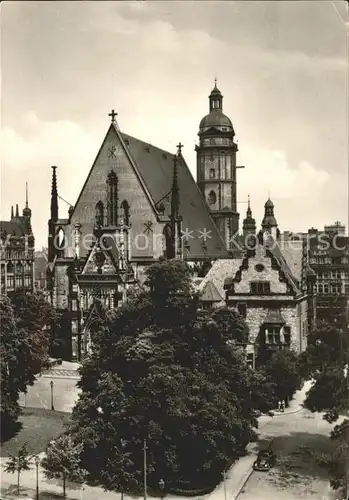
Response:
[[1, 0, 348, 248]]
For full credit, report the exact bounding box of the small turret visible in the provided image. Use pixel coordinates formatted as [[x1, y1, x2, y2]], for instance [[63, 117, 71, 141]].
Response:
[[262, 197, 278, 239], [23, 182, 32, 233], [243, 195, 256, 239]]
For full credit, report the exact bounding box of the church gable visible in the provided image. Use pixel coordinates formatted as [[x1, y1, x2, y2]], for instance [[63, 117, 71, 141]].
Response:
[[69, 124, 166, 261]]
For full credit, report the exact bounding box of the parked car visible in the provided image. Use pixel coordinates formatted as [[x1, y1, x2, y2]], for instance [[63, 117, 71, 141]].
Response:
[[253, 449, 276, 471]]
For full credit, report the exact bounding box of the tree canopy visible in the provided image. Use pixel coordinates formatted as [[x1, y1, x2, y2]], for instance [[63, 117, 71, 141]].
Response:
[[66, 260, 274, 492], [260, 349, 303, 407], [0, 291, 55, 434], [299, 320, 349, 496], [299, 320, 349, 422]]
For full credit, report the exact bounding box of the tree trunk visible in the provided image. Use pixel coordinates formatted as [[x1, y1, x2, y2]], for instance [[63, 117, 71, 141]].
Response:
[[63, 473, 66, 498], [17, 469, 20, 495]]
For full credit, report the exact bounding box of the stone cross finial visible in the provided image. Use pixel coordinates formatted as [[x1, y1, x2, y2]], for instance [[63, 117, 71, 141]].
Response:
[[108, 109, 118, 123], [176, 142, 183, 155]]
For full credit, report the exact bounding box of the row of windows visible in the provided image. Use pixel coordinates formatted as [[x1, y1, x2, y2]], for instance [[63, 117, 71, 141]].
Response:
[[1, 263, 32, 274], [312, 257, 348, 265], [317, 284, 349, 294], [95, 200, 130, 226], [250, 281, 271, 294], [2, 252, 30, 260], [4, 276, 32, 288], [204, 138, 230, 146], [317, 271, 349, 279]]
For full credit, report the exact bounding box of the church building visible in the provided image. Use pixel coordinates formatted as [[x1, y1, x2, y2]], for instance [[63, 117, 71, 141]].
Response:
[[47, 83, 242, 360]]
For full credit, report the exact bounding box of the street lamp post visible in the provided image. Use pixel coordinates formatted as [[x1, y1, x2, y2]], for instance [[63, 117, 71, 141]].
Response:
[[50, 381, 54, 410], [143, 439, 147, 500], [120, 439, 126, 500], [35, 455, 40, 500], [222, 470, 227, 500], [158, 478, 165, 500]]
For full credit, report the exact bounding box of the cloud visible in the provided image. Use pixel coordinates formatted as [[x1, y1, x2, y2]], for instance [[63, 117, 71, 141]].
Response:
[[1, 114, 99, 248]]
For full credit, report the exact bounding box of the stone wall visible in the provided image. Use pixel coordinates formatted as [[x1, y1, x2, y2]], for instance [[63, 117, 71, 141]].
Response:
[[245, 303, 302, 352]]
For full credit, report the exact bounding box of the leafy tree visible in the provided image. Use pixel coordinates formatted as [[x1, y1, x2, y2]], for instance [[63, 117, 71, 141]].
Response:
[[299, 320, 349, 495], [0, 295, 27, 433], [329, 419, 349, 497], [4, 443, 31, 495], [299, 321, 349, 422], [11, 290, 55, 373], [67, 260, 274, 492], [41, 434, 87, 498], [260, 349, 302, 407], [210, 306, 249, 344], [0, 292, 55, 433]]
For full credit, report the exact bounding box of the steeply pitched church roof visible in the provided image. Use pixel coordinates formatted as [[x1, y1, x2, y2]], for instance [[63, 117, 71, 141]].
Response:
[[121, 132, 229, 259]]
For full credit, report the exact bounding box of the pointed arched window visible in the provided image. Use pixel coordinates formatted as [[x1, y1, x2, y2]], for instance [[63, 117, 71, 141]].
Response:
[[106, 171, 118, 225], [95, 201, 104, 226], [56, 228, 65, 257], [163, 223, 174, 260], [209, 168, 215, 179], [120, 200, 130, 226], [208, 190, 217, 206]]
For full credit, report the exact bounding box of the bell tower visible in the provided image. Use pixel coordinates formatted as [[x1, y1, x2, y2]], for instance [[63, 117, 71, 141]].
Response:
[[196, 81, 240, 249]]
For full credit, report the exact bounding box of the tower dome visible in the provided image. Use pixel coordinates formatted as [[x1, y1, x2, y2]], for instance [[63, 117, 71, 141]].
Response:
[[199, 81, 235, 135], [262, 197, 278, 237]]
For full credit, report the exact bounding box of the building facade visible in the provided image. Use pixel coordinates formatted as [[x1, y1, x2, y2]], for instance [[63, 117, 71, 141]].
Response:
[[0, 197, 35, 296], [197, 200, 316, 367], [34, 248, 48, 291], [307, 223, 348, 327]]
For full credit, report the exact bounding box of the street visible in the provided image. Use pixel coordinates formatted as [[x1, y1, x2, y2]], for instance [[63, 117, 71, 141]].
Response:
[[236, 384, 343, 500]]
